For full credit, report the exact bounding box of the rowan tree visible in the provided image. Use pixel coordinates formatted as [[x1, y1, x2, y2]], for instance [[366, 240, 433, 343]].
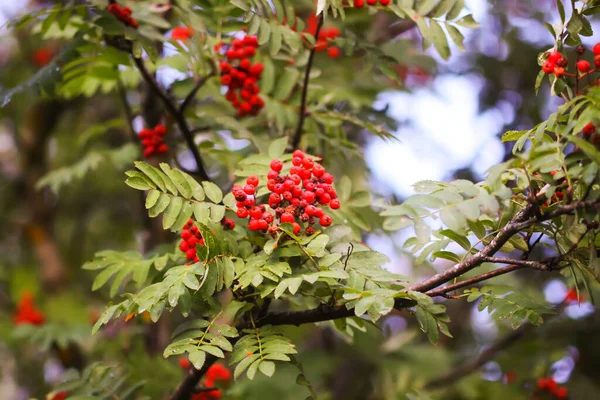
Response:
[[1, 1, 599, 400]]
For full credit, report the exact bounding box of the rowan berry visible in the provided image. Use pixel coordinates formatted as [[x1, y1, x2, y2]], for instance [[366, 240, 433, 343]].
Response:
[[577, 59, 591, 73], [583, 123, 596, 135]]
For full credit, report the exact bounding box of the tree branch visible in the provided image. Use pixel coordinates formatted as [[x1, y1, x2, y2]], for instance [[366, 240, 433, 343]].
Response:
[[480, 257, 550, 271], [409, 198, 600, 293], [291, 14, 324, 150], [425, 264, 525, 298], [179, 72, 215, 114], [131, 56, 211, 181], [424, 323, 531, 390]]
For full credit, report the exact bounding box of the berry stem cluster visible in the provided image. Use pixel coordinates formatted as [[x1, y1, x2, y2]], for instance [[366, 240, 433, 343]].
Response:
[[232, 150, 339, 236], [107, 3, 139, 28], [218, 35, 265, 117], [139, 124, 168, 158]]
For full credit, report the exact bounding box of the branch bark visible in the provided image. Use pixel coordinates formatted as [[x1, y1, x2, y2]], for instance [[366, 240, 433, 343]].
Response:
[[179, 72, 215, 114], [291, 14, 324, 150]]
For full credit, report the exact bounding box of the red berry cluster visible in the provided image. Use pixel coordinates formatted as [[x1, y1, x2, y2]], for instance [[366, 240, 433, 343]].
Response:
[[354, 0, 391, 8], [541, 51, 569, 77], [139, 124, 168, 158], [537, 377, 568, 399], [541, 44, 600, 78], [178, 218, 234, 263], [13, 292, 45, 326], [304, 15, 341, 58], [232, 150, 339, 236], [219, 35, 265, 117], [107, 3, 139, 29], [190, 364, 232, 400], [179, 219, 205, 263]]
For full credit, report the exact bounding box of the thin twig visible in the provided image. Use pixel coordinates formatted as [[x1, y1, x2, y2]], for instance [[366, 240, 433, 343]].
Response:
[[291, 13, 324, 150], [179, 72, 215, 114], [425, 264, 525, 297], [131, 56, 211, 181]]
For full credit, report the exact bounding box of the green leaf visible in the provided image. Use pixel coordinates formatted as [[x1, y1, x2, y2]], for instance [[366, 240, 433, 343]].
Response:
[[259, 360, 276, 377], [273, 68, 300, 101], [202, 181, 223, 203], [268, 137, 288, 158], [189, 350, 206, 370], [163, 197, 184, 229], [455, 14, 479, 28]]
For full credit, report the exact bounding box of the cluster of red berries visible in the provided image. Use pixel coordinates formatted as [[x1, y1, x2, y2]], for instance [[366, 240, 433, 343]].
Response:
[[219, 35, 265, 117], [542, 44, 600, 78], [232, 150, 339, 236], [354, 0, 391, 7], [537, 377, 568, 399], [304, 15, 341, 58], [179, 219, 206, 263], [107, 3, 139, 29], [178, 360, 231, 399], [13, 292, 45, 326], [139, 124, 168, 158], [178, 218, 235, 263]]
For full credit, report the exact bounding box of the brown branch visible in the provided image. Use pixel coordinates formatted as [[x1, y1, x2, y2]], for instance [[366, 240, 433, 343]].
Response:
[[480, 257, 550, 271], [131, 56, 211, 181], [291, 13, 324, 150], [179, 72, 215, 114], [425, 264, 525, 297], [409, 198, 600, 293], [117, 79, 137, 141], [424, 324, 531, 390]]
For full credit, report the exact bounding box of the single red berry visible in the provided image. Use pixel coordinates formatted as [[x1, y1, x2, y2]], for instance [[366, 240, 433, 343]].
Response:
[[185, 248, 196, 260], [305, 226, 315, 235], [547, 379, 558, 392], [269, 193, 281, 205], [322, 173, 334, 184], [267, 170, 279, 180], [302, 191, 316, 203], [246, 175, 259, 186], [305, 205, 318, 216], [240, 58, 251, 70], [327, 47, 340, 58], [555, 387, 568, 399], [330, 199, 340, 209], [292, 149, 305, 159], [179, 357, 191, 369], [236, 208, 249, 218], [354, 0, 364, 7], [249, 206, 263, 219], [258, 219, 268, 230], [583, 122, 596, 135], [179, 241, 190, 252], [280, 212, 294, 223], [594, 43, 600, 55], [248, 219, 260, 231], [542, 61, 555, 74], [263, 212, 274, 223], [221, 75, 232, 85], [319, 193, 332, 205], [595, 54, 600, 67], [366, 0, 377, 5], [249, 63, 264, 77], [577, 59, 591, 73], [156, 144, 168, 154], [548, 51, 562, 64], [220, 61, 231, 73], [181, 229, 192, 240], [379, 0, 390, 5], [291, 222, 301, 235], [270, 159, 283, 172], [320, 214, 333, 227]]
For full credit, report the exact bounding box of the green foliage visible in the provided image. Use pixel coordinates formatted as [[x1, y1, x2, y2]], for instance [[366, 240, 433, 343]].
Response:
[[37, 144, 138, 194], [231, 325, 297, 379], [465, 285, 556, 328], [54, 362, 149, 400]]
